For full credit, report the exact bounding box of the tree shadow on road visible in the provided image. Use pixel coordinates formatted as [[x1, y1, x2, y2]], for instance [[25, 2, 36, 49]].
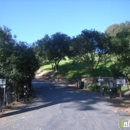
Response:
[[1, 79, 129, 118]]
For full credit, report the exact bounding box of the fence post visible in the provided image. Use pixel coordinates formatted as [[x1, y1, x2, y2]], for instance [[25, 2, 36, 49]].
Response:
[[0, 99, 2, 112], [24, 85, 27, 103]]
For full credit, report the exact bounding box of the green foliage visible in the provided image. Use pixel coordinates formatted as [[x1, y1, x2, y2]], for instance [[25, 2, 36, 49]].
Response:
[[69, 29, 108, 74], [107, 22, 130, 78], [122, 66, 130, 78], [109, 63, 123, 77], [0, 26, 39, 88], [34, 33, 70, 71], [105, 21, 130, 37], [37, 55, 118, 79], [101, 85, 109, 93], [34, 21, 130, 79], [84, 83, 109, 93], [90, 83, 99, 92]]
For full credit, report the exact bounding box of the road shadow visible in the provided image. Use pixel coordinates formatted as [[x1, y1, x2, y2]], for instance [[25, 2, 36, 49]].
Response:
[[1, 79, 129, 118]]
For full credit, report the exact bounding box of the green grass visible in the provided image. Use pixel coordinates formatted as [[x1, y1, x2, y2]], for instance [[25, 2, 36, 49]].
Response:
[[121, 85, 130, 91], [37, 55, 116, 79], [36, 56, 130, 95], [59, 61, 90, 79], [37, 62, 52, 73]]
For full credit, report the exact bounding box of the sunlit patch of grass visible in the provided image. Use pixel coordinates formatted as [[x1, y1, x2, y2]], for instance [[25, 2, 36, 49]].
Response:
[[58, 61, 91, 79], [121, 85, 130, 91], [37, 62, 52, 73], [36, 55, 118, 79]]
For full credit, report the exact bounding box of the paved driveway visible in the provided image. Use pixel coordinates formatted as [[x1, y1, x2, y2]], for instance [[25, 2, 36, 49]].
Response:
[[0, 79, 129, 130]]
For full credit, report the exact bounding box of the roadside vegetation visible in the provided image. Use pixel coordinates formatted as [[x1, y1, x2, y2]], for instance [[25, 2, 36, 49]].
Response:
[[37, 54, 116, 79], [34, 21, 130, 98], [0, 26, 39, 105], [34, 21, 130, 83], [0, 21, 130, 106]]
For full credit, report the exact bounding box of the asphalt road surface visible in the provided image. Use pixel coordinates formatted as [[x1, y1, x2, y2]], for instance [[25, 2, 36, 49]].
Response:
[[0, 79, 129, 130]]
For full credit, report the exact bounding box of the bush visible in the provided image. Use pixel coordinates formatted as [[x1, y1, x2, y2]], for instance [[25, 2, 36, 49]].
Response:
[[90, 83, 100, 92], [101, 85, 109, 94]]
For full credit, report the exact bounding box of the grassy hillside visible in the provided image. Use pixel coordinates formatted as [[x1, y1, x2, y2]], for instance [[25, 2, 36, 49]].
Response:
[[37, 55, 115, 79]]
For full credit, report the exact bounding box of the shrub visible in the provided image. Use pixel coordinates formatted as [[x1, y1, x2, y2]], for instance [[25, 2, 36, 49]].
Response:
[[90, 83, 100, 92], [101, 85, 109, 93]]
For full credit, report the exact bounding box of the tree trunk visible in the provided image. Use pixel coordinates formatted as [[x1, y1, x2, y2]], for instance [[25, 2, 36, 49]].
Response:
[[55, 64, 58, 71], [54, 60, 59, 71]]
